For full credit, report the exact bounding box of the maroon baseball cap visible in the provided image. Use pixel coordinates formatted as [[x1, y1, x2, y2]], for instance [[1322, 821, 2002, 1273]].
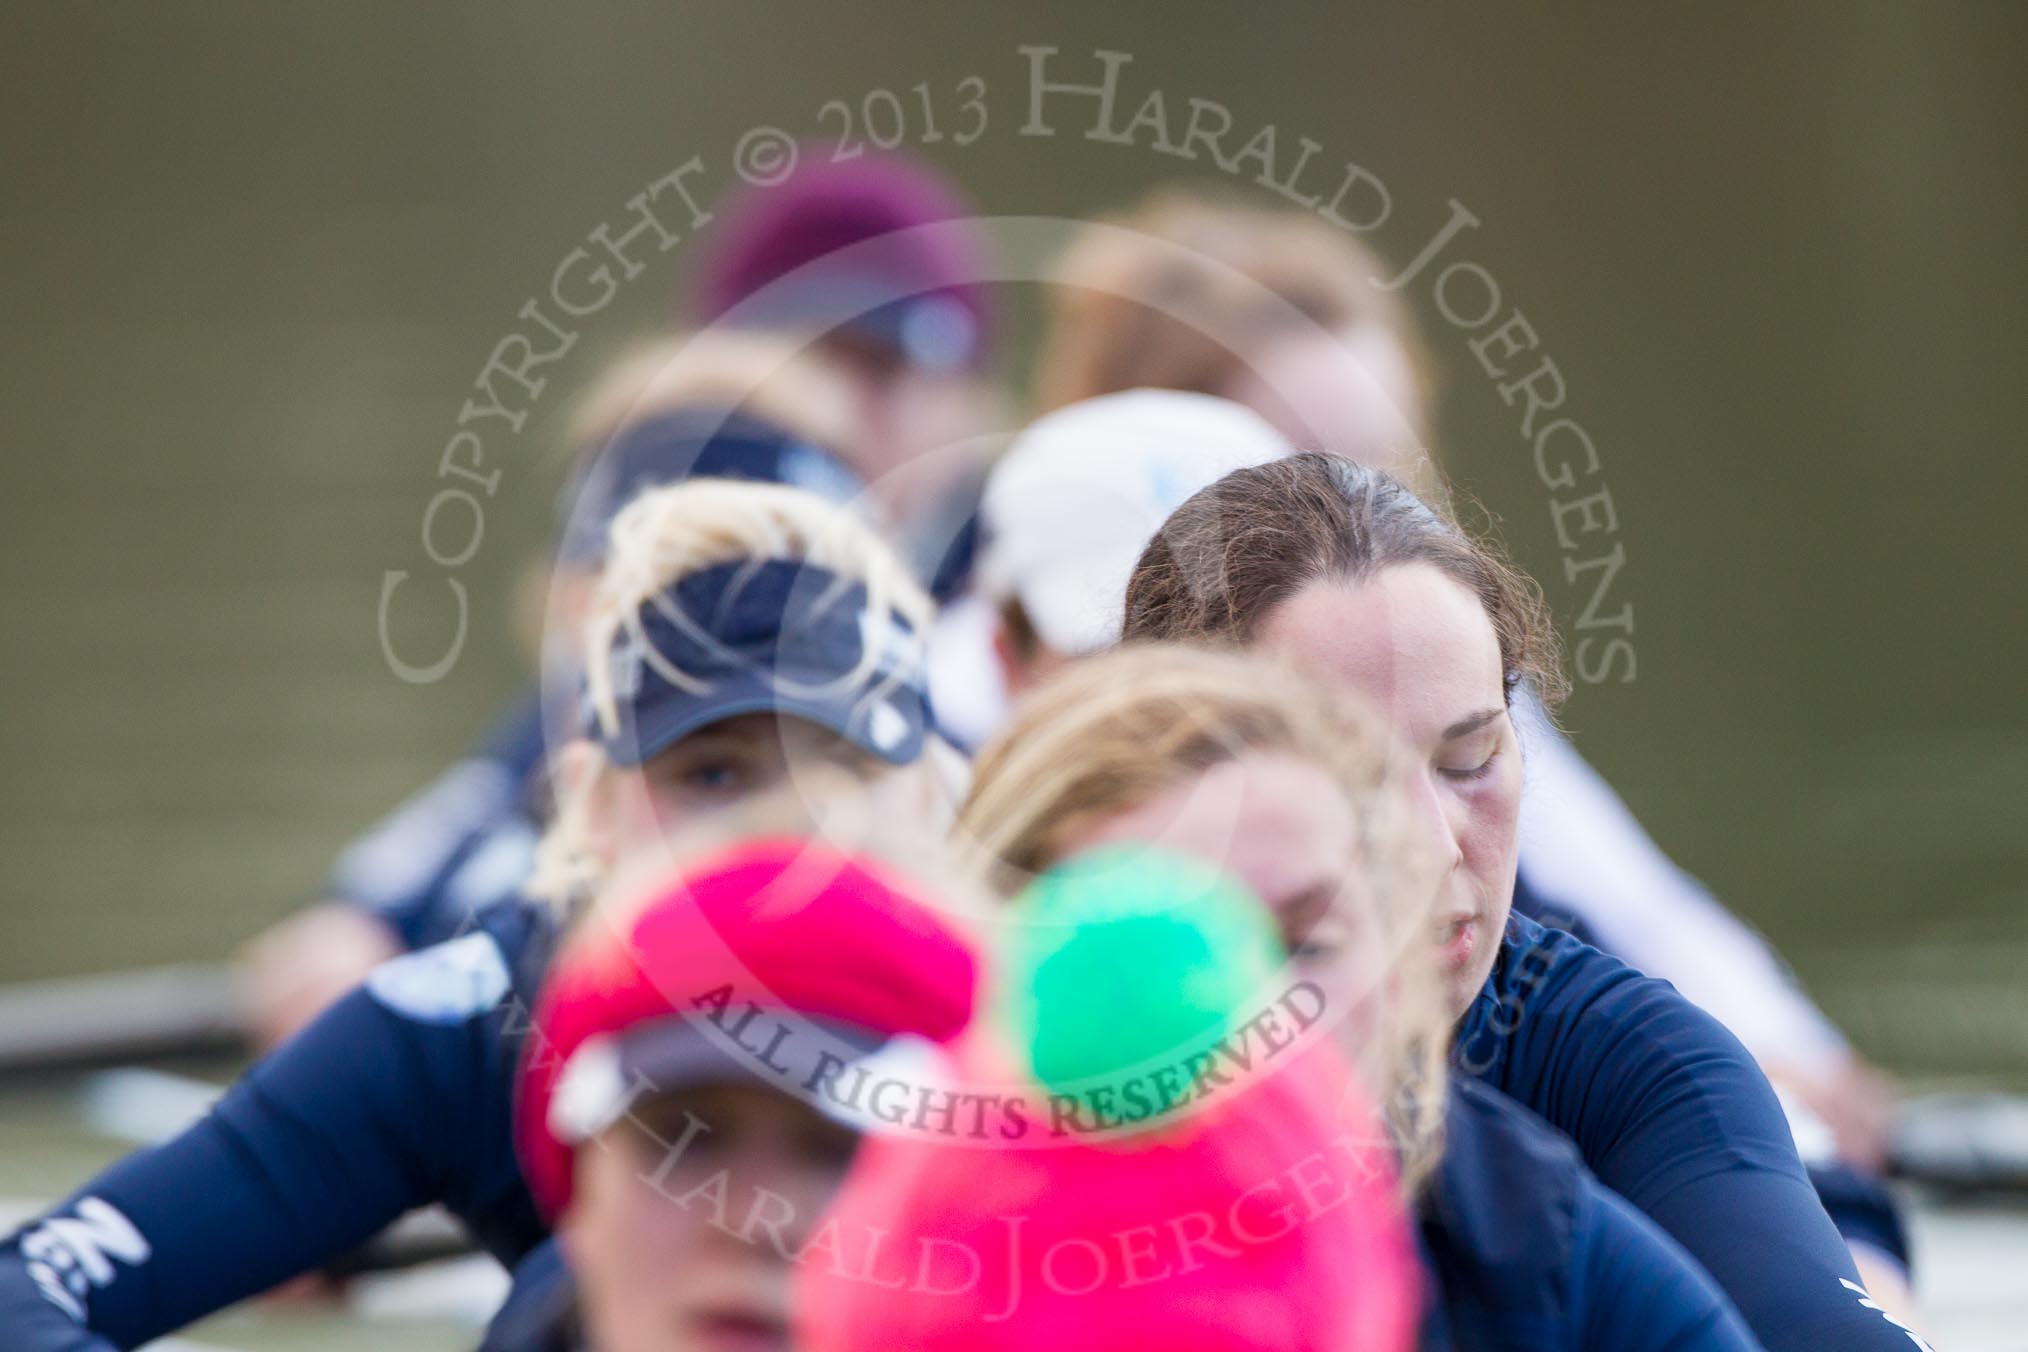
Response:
[[689, 150, 993, 373]]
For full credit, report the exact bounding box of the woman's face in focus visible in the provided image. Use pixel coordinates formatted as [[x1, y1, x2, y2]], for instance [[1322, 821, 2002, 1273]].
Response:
[[1256, 562, 1522, 1018], [564, 1084, 857, 1352]]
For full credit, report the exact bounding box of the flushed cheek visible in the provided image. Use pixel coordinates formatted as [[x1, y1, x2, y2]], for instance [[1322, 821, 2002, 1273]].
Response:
[[1459, 777, 1523, 908], [616, 776, 683, 843]]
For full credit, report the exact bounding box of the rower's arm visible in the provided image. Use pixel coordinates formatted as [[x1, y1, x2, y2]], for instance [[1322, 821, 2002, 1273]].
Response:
[[1475, 920, 1928, 1352], [0, 950, 512, 1349], [1571, 1183, 1766, 1351]]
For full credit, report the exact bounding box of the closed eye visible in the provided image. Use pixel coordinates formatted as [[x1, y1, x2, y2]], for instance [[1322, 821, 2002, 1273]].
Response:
[[1438, 746, 1501, 783]]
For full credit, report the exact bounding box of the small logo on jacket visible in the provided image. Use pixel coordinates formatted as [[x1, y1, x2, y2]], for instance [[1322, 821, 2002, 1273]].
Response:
[[19, 1196, 151, 1323]]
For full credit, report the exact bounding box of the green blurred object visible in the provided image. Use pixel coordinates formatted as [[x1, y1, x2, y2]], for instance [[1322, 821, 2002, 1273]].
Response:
[[1005, 846, 1282, 1117]]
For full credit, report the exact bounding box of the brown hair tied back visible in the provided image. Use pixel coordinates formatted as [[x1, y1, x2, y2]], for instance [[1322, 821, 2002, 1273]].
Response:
[[1122, 453, 1567, 713]]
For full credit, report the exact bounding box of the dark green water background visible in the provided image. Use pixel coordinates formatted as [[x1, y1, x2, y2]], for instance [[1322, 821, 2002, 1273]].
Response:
[[3, 3, 2024, 1081]]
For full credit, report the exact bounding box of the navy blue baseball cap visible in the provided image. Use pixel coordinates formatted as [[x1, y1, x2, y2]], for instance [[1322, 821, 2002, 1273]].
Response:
[[585, 558, 933, 768], [559, 408, 864, 562]]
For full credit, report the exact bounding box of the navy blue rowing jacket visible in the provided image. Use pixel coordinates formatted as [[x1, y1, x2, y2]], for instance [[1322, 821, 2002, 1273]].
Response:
[[1421, 1077, 1764, 1350], [1456, 914, 1929, 1351]]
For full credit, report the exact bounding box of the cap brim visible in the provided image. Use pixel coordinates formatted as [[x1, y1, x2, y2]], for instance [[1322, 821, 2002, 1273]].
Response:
[[558, 411, 867, 562], [605, 667, 931, 769], [552, 1016, 887, 1145], [733, 276, 978, 373], [623, 1014, 883, 1099]]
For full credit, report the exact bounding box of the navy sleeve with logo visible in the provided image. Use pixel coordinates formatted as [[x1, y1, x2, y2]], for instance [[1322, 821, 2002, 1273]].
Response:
[[0, 922, 547, 1350], [1455, 914, 1931, 1352]]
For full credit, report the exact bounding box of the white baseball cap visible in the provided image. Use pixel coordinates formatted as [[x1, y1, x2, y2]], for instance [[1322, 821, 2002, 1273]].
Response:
[[978, 390, 1293, 654]]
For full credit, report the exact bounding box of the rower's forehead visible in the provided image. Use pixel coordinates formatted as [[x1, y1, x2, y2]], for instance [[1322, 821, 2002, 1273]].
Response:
[[1257, 562, 1503, 737]]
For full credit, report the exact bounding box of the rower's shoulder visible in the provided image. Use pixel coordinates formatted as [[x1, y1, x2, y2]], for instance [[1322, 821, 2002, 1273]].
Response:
[[363, 897, 554, 1027], [1460, 911, 1746, 1081], [1490, 911, 1669, 1010]]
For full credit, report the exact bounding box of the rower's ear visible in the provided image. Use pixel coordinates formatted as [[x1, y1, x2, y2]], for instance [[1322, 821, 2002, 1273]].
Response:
[[532, 737, 626, 906]]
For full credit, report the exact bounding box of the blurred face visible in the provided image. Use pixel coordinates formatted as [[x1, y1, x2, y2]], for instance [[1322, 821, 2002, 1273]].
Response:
[[1062, 753, 1363, 973], [826, 338, 996, 525], [1257, 563, 1521, 1017], [1221, 324, 1427, 484], [565, 1084, 857, 1352], [638, 715, 877, 818], [593, 713, 898, 861], [990, 612, 1070, 702]]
